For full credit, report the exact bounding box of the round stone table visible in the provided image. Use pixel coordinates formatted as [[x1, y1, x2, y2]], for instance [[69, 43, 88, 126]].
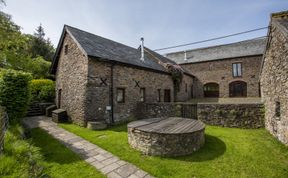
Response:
[[128, 117, 205, 156]]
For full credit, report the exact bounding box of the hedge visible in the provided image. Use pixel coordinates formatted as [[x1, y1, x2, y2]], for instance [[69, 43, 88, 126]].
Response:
[[30, 79, 55, 102], [0, 69, 32, 120]]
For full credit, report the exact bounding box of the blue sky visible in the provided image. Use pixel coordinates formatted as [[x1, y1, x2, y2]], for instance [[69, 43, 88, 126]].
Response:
[[2, 0, 288, 54]]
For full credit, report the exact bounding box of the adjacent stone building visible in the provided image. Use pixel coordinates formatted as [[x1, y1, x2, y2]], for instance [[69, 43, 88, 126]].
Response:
[[51, 25, 194, 126], [260, 11, 288, 145], [166, 38, 266, 98]]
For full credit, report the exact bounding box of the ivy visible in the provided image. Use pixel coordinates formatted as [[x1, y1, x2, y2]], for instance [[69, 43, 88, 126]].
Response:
[[165, 63, 184, 94]]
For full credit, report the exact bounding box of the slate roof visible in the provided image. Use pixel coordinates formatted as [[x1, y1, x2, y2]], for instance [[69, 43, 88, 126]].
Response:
[[51, 25, 187, 75], [165, 38, 267, 64]]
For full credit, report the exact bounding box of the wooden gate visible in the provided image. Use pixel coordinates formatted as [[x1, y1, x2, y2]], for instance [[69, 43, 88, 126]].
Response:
[[181, 104, 197, 119]]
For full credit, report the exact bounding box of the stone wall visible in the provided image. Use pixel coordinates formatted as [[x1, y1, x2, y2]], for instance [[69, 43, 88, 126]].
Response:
[[86, 59, 193, 123], [55, 33, 88, 126], [136, 102, 265, 129], [197, 103, 264, 128], [135, 102, 182, 120], [261, 14, 288, 144], [180, 56, 262, 98]]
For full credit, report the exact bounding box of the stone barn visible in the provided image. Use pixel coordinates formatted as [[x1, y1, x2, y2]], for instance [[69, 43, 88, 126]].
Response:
[[261, 11, 288, 145], [166, 38, 266, 98], [51, 25, 194, 126]]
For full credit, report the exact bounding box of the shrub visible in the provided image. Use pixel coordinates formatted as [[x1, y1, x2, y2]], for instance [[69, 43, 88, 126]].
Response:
[[0, 69, 32, 121], [30, 79, 55, 102]]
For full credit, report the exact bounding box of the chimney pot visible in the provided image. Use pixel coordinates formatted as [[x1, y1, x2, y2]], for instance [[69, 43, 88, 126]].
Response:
[[140, 37, 144, 61]]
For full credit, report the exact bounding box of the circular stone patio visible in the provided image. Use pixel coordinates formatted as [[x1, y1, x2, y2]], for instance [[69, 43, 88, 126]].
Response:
[[128, 117, 205, 156]]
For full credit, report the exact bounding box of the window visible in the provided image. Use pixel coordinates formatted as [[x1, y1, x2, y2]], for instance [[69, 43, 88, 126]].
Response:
[[157, 89, 161, 102], [185, 83, 188, 93], [203, 83, 219, 97], [275, 101, 281, 117], [140, 88, 145, 102], [164, 89, 171, 102], [116, 88, 125, 103], [232, 63, 242, 77], [64, 45, 68, 55]]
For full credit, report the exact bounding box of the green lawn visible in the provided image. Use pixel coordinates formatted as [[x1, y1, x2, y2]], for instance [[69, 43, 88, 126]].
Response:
[[60, 123, 288, 178], [0, 127, 105, 178]]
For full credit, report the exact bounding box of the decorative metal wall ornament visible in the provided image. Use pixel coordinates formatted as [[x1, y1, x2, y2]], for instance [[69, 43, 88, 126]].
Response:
[[133, 79, 140, 88], [100, 78, 108, 86]]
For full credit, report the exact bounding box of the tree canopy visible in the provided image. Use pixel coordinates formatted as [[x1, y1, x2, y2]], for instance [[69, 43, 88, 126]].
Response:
[[28, 24, 55, 61], [0, 5, 55, 79]]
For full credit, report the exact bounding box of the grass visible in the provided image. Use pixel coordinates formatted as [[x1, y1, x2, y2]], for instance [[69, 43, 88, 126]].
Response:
[[60, 123, 288, 178], [0, 126, 104, 178]]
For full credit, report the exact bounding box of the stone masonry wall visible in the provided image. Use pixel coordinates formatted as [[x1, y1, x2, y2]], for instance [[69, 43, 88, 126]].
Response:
[[86, 59, 193, 123], [136, 102, 265, 129], [180, 56, 262, 98], [261, 18, 288, 144], [197, 103, 264, 128], [55, 33, 88, 126], [176, 74, 193, 101]]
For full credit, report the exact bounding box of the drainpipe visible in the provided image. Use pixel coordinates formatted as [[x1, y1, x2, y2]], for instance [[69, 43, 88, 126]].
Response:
[[110, 64, 114, 123], [140, 37, 144, 61]]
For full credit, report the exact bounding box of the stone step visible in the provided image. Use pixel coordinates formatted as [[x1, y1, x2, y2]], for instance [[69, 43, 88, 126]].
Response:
[[26, 112, 43, 116], [27, 104, 43, 116]]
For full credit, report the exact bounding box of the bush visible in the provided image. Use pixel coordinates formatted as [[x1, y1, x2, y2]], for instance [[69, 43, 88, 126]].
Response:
[[0, 69, 32, 121], [30, 79, 55, 102]]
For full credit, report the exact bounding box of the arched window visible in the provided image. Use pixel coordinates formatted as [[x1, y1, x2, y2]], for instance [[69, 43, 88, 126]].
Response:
[[203, 83, 219, 97], [229, 81, 247, 97]]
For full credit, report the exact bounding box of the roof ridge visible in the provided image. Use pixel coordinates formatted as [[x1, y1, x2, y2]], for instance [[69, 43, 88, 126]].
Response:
[[64, 24, 138, 51], [166, 37, 267, 55]]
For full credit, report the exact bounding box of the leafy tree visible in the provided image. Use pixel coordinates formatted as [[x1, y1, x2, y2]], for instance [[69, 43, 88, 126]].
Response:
[[28, 24, 55, 61], [0, 11, 30, 68], [0, 8, 53, 78]]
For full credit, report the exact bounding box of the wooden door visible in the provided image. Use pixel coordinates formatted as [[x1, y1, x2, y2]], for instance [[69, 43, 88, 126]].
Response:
[[229, 81, 247, 97]]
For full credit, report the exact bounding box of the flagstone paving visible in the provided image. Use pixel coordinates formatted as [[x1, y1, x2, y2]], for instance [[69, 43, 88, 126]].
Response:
[[23, 116, 154, 178]]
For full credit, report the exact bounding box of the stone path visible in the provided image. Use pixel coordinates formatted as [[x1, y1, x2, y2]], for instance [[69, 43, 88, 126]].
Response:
[[23, 116, 154, 178]]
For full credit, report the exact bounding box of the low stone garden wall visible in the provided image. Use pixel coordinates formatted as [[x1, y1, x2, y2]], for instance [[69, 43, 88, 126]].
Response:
[[197, 103, 265, 128], [135, 102, 181, 119], [135, 102, 265, 129]]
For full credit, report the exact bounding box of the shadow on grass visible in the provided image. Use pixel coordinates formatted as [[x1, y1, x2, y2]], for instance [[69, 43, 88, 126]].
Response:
[[171, 134, 226, 162], [106, 123, 128, 132], [29, 128, 81, 164]]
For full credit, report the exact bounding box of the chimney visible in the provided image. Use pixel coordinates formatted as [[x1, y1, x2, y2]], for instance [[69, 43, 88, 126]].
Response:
[[140, 37, 144, 61], [184, 50, 187, 61]]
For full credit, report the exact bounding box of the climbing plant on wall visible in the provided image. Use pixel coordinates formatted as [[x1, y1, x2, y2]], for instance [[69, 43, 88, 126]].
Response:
[[165, 63, 184, 99]]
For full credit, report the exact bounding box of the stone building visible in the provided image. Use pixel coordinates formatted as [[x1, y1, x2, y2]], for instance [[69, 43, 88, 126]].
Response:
[[166, 38, 266, 98], [51, 25, 194, 126], [260, 11, 288, 145]]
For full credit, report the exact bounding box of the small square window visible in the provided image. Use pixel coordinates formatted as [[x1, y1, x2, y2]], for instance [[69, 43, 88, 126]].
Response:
[[140, 88, 145, 102], [232, 63, 242, 77], [64, 45, 68, 55], [116, 88, 125, 103], [275, 101, 281, 117]]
